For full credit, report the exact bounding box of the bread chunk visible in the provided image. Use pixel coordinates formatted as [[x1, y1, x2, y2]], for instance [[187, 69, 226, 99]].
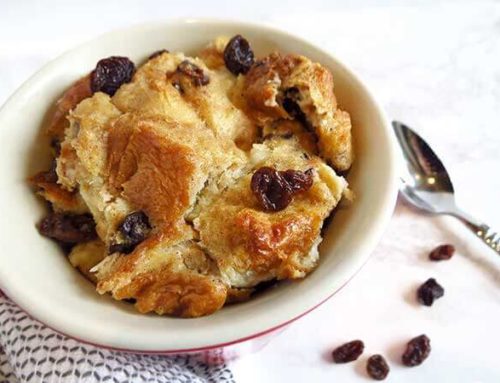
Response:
[[243, 53, 353, 171], [195, 137, 347, 288]]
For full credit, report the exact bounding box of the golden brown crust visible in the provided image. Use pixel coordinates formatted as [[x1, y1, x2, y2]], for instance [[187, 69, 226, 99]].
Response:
[[94, 235, 227, 317], [262, 119, 317, 154], [232, 209, 318, 275], [318, 109, 353, 172], [106, 114, 245, 229], [46, 75, 92, 141], [243, 52, 353, 171], [113, 52, 257, 150], [116, 269, 226, 317], [29, 169, 88, 213], [167, 57, 257, 150], [243, 53, 292, 122], [107, 118, 197, 228], [199, 36, 230, 69], [196, 138, 347, 287]]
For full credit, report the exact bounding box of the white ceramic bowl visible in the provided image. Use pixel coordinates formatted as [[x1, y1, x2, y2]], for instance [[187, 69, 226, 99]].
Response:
[[0, 19, 398, 353]]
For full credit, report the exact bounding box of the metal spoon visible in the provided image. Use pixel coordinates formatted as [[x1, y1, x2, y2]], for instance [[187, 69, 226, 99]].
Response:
[[392, 120, 500, 255]]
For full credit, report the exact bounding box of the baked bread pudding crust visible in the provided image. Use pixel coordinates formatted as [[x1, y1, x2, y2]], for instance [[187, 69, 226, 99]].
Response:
[[31, 36, 353, 318]]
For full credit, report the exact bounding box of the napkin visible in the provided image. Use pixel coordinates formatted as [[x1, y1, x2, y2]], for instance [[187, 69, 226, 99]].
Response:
[[0, 292, 235, 383]]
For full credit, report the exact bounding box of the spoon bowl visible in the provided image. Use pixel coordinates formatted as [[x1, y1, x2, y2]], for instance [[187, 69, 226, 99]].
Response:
[[393, 121, 500, 254]]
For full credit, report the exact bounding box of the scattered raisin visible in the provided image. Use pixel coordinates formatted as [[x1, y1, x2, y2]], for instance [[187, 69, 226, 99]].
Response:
[[109, 211, 151, 254], [251, 167, 292, 212], [251, 167, 315, 211], [402, 334, 431, 367], [366, 354, 390, 380], [91, 56, 135, 96], [332, 340, 364, 363], [429, 244, 455, 261], [37, 212, 97, 244], [176, 60, 209, 86], [223, 35, 255, 75], [417, 278, 444, 306], [148, 49, 169, 60], [281, 168, 314, 193]]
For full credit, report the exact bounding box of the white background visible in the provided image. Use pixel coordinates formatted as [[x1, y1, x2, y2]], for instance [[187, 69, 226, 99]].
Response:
[[1, 0, 500, 382]]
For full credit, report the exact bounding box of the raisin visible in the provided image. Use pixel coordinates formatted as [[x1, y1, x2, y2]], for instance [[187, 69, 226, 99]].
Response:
[[332, 340, 364, 363], [366, 354, 390, 380], [417, 278, 444, 306], [282, 97, 303, 120], [282, 87, 309, 127], [281, 168, 314, 193], [109, 211, 151, 254], [429, 244, 455, 261], [251, 167, 292, 211], [176, 60, 209, 86], [223, 35, 255, 75], [402, 334, 431, 367], [282, 88, 302, 116], [91, 56, 135, 96], [251, 167, 315, 211], [148, 49, 169, 60], [37, 212, 97, 244]]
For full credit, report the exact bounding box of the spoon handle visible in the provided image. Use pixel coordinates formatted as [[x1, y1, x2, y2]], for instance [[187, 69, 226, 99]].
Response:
[[450, 209, 500, 255]]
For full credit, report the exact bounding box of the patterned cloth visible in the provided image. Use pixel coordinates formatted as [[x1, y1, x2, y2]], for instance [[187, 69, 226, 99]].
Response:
[[0, 293, 235, 383]]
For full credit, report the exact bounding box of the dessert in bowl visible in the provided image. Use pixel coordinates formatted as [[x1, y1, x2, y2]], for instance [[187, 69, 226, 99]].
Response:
[[0, 20, 397, 352]]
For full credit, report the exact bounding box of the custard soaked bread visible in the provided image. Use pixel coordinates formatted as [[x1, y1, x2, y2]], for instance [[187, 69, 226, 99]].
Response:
[[31, 35, 353, 317]]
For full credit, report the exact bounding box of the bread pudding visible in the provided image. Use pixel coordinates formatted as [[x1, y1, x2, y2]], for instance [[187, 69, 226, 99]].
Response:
[[30, 35, 353, 318]]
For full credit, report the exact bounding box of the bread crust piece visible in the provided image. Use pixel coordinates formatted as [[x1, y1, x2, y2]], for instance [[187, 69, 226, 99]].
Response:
[[29, 168, 88, 214], [107, 114, 244, 228], [46, 75, 92, 141], [93, 228, 227, 317], [31, 75, 93, 213], [56, 93, 132, 244], [243, 53, 353, 171], [199, 36, 230, 69], [195, 137, 347, 288]]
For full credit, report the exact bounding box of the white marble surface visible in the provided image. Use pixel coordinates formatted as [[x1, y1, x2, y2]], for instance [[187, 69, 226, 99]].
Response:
[[1, 0, 499, 382]]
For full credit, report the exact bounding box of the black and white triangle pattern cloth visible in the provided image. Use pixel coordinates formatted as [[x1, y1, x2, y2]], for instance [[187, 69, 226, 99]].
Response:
[[0, 294, 235, 383]]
